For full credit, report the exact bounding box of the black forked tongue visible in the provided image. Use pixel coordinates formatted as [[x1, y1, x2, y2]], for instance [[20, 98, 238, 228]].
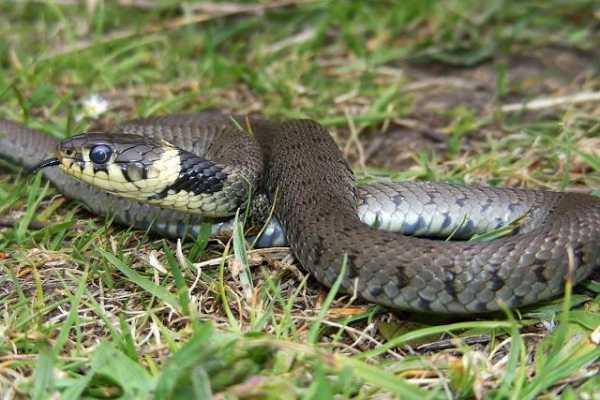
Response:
[[27, 158, 60, 175]]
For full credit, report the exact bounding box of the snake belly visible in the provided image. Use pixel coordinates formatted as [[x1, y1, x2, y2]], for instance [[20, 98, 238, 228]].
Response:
[[1, 112, 599, 313]]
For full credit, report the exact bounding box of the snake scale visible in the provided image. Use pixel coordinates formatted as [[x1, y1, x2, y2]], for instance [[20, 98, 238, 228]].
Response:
[[1, 111, 599, 313]]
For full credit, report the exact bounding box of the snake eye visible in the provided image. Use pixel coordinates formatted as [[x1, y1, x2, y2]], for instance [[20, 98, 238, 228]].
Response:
[[89, 144, 112, 164]]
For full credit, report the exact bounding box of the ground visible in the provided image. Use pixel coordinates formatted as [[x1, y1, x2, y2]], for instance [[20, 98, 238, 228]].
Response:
[[1, 1, 600, 399]]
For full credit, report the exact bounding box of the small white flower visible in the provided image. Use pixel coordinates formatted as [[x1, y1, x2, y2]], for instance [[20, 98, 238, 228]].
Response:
[[76, 95, 109, 121], [591, 326, 600, 345], [541, 319, 557, 331]]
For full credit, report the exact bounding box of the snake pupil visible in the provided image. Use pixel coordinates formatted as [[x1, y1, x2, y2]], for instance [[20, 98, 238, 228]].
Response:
[[89, 144, 112, 164]]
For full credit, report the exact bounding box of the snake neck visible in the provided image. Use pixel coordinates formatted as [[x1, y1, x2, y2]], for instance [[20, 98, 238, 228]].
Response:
[[253, 118, 358, 218]]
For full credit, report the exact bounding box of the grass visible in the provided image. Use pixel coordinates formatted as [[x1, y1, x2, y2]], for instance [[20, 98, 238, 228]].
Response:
[[1, 1, 600, 398]]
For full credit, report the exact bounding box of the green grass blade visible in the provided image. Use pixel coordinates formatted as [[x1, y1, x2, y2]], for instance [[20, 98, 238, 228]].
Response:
[[53, 267, 88, 355], [32, 343, 54, 400], [98, 248, 181, 312], [358, 321, 515, 359], [308, 255, 348, 344]]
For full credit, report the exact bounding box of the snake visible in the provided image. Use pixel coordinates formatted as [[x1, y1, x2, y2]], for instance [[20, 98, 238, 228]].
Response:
[[1, 111, 599, 314]]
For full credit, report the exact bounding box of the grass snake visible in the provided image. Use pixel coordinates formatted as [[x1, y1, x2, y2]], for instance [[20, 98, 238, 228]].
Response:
[[1, 111, 599, 314]]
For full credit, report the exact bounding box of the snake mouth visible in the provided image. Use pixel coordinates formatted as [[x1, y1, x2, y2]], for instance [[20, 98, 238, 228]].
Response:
[[27, 157, 60, 174]]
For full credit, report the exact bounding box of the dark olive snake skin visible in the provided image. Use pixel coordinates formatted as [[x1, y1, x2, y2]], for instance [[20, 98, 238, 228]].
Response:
[[1, 113, 600, 313]]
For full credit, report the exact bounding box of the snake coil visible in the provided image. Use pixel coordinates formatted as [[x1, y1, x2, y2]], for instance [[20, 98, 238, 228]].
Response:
[[1, 112, 599, 313]]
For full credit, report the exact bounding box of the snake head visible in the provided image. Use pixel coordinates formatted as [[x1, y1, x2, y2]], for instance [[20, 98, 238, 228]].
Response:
[[34, 132, 237, 217], [53, 133, 183, 195]]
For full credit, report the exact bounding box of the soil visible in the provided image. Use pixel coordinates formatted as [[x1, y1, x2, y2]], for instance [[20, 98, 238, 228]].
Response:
[[363, 45, 600, 170]]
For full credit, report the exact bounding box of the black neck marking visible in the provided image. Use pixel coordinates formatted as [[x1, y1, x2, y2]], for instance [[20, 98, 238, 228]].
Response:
[[148, 149, 228, 200]]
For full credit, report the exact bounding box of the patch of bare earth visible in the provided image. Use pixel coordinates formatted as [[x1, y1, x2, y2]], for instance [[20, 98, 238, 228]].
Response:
[[360, 45, 600, 171]]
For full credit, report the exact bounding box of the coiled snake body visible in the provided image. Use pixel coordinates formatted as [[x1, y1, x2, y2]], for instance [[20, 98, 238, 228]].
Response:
[[1, 112, 599, 313]]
